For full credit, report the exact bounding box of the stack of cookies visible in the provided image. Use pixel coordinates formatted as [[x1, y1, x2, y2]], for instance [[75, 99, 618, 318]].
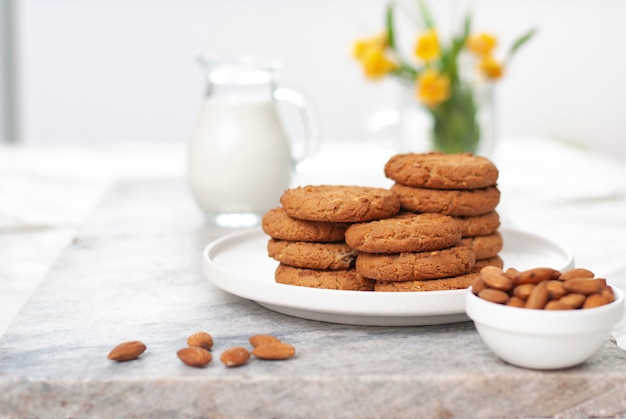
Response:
[[261, 185, 401, 291], [345, 212, 479, 291], [384, 152, 503, 270], [261, 153, 504, 293]]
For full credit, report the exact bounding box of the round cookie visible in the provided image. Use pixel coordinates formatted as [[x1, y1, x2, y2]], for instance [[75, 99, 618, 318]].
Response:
[[390, 183, 500, 216], [474, 255, 504, 270], [374, 269, 481, 292], [384, 152, 499, 189], [280, 185, 401, 223], [461, 232, 503, 259], [355, 245, 475, 282], [454, 211, 501, 237], [275, 264, 374, 291], [262, 207, 349, 242], [345, 213, 461, 253], [267, 239, 358, 270]]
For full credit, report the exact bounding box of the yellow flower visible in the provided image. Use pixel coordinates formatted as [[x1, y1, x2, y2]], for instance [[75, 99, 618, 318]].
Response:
[[466, 32, 497, 56], [361, 48, 397, 79], [352, 33, 388, 60], [415, 29, 441, 62], [416, 69, 450, 108], [353, 33, 396, 79], [479, 55, 504, 80]]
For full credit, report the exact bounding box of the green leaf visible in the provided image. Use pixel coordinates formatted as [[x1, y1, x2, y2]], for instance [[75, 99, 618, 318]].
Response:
[[417, 0, 435, 29], [462, 13, 472, 39], [386, 2, 396, 51], [508, 27, 537, 58], [385, 0, 418, 79], [392, 64, 419, 83]]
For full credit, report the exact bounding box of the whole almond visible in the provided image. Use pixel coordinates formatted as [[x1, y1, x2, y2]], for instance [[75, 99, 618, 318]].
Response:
[[470, 277, 487, 295], [517, 268, 560, 285], [513, 283, 535, 301], [252, 342, 296, 360], [249, 334, 282, 348], [546, 280, 567, 300], [478, 288, 509, 304], [480, 266, 512, 291], [559, 268, 595, 281], [583, 293, 613, 309], [506, 296, 526, 308], [601, 286, 615, 301], [177, 346, 212, 368], [220, 346, 251, 367], [525, 280, 549, 309], [544, 300, 573, 310], [503, 267, 520, 282], [187, 331, 214, 350], [107, 341, 146, 362], [562, 278, 603, 295], [559, 293, 586, 309]]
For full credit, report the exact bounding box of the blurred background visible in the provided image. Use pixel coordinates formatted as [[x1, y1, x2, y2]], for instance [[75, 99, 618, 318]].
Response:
[[0, 0, 625, 159]]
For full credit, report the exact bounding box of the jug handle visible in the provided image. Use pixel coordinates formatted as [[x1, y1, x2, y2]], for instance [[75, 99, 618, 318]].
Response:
[[273, 88, 321, 169]]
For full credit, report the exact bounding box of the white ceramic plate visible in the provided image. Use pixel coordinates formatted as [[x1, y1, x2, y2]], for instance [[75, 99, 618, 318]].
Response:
[[202, 227, 574, 326]]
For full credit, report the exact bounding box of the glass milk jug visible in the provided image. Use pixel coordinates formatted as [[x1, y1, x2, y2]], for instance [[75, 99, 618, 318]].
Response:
[[187, 56, 319, 227]]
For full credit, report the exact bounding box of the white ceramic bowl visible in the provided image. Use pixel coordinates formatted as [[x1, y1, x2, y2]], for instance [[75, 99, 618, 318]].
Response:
[[465, 286, 625, 370]]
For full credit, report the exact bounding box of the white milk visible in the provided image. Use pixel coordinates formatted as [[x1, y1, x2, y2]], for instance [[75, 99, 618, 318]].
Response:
[[187, 97, 292, 218]]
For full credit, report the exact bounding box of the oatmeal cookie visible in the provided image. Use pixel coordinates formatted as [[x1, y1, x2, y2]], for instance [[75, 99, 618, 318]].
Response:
[[355, 245, 476, 282], [454, 211, 501, 237], [275, 264, 374, 291], [474, 255, 504, 270], [374, 269, 481, 292], [384, 152, 498, 189], [391, 183, 500, 216], [261, 207, 349, 242], [461, 232, 503, 259], [267, 239, 358, 270], [345, 213, 461, 253], [280, 185, 401, 223]]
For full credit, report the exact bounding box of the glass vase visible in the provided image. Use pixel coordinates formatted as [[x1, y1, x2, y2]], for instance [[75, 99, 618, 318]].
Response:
[[429, 79, 495, 156], [396, 78, 495, 158]]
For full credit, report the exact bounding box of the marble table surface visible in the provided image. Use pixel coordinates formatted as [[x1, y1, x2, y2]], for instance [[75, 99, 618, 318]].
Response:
[[2, 138, 626, 418]]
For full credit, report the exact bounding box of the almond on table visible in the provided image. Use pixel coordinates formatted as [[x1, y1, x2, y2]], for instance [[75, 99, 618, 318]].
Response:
[[248, 334, 282, 348], [187, 331, 214, 350], [107, 341, 146, 362], [251, 342, 296, 360], [177, 346, 212, 368], [221, 346, 251, 367]]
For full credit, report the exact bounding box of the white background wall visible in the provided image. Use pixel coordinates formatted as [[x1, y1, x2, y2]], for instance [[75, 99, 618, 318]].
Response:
[[7, 0, 626, 159]]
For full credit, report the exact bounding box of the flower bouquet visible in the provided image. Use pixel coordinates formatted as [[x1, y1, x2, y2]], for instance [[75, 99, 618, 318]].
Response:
[[353, 0, 535, 154]]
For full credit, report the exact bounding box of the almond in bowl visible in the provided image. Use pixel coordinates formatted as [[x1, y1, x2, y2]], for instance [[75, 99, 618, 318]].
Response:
[[465, 266, 625, 370]]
